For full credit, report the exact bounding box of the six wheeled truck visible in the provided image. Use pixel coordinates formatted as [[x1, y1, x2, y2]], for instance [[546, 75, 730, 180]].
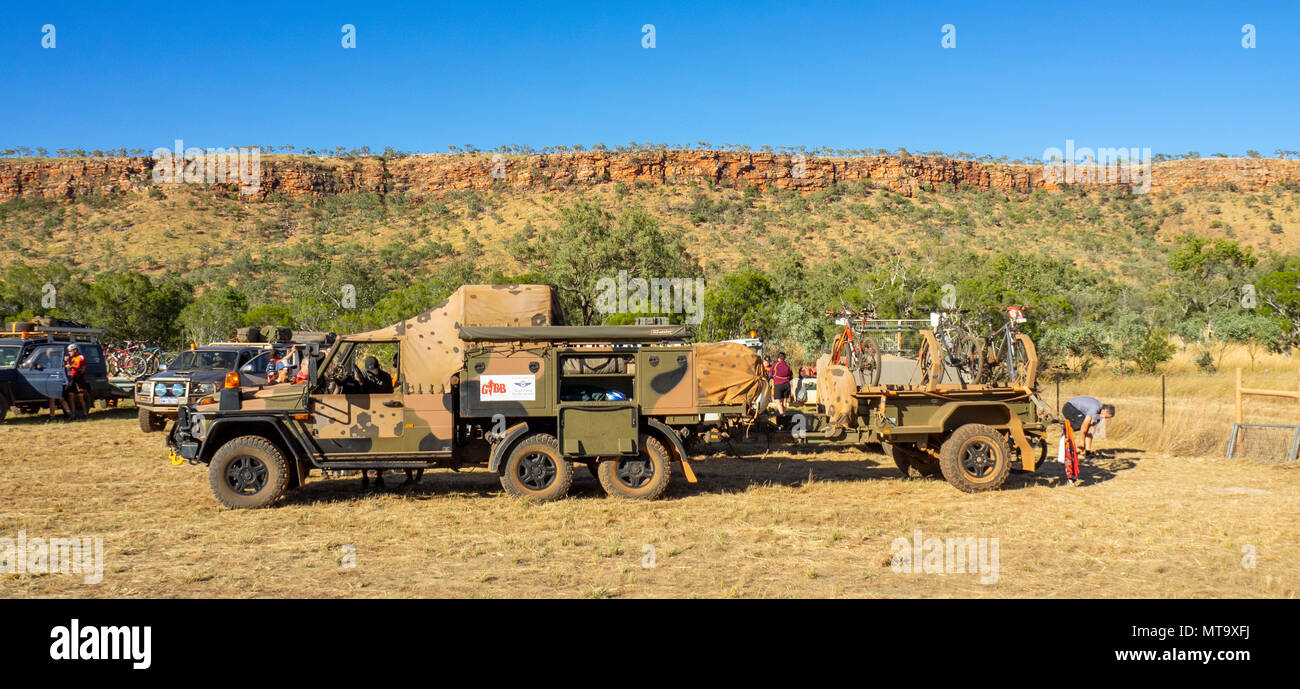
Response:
[[166, 285, 766, 508], [0, 324, 125, 422], [134, 343, 278, 432]]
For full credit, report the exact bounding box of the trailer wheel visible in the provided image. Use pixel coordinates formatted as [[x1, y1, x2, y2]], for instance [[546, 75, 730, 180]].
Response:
[[500, 433, 573, 502], [138, 408, 166, 433], [884, 443, 941, 477], [209, 435, 290, 509], [597, 434, 672, 500], [939, 424, 1011, 492]]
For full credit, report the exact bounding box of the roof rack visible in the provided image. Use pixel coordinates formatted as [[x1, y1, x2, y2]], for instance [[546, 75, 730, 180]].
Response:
[[3, 325, 106, 339]]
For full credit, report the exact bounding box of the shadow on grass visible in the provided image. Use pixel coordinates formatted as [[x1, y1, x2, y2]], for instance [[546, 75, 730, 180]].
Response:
[[1, 404, 137, 427], [275, 443, 1149, 507]]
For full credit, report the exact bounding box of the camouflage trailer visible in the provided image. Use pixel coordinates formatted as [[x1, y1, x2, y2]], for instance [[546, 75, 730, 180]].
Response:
[[800, 350, 1050, 492], [166, 285, 766, 508]]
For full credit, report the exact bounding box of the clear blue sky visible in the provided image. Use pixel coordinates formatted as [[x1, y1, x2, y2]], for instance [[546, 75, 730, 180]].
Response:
[[2, 1, 1297, 158]]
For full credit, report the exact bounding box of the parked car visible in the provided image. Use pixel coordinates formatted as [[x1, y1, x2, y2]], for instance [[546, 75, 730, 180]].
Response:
[[134, 343, 275, 432], [0, 326, 124, 422]]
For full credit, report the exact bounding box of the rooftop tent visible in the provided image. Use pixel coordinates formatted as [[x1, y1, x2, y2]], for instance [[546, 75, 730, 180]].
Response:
[[346, 284, 566, 393]]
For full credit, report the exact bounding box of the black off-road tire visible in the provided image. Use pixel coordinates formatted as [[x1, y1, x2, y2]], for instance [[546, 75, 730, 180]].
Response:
[[209, 435, 290, 509], [597, 434, 672, 500], [884, 443, 941, 477], [500, 433, 573, 502], [939, 424, 1012, 493], [138, 408, 166, 433], [0, 395, 9, 424]]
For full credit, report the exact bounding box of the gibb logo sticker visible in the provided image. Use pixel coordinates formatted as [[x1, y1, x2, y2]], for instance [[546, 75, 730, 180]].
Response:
[[480, 374, 536, 401]]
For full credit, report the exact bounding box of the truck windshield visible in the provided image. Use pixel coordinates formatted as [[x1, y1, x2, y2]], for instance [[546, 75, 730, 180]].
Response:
[[168, 350, 239, 371], [0, 345, 20, 368]]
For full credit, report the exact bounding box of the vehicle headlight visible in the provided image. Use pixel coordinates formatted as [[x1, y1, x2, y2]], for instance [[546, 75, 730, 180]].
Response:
[[194, 383, 216, 395], [170, 383, 185, 397], [154, 383, 167, 397]]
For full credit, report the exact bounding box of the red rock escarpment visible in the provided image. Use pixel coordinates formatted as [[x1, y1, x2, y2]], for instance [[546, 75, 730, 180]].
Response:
[[2, 152, 1298, 201]]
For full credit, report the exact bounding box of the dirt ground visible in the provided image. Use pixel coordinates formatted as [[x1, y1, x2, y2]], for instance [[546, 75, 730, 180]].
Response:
[[1, 404, 1296, 598]]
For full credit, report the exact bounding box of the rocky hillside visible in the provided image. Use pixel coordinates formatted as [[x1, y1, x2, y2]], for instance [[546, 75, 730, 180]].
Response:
[[3, 152, 1300, 202]]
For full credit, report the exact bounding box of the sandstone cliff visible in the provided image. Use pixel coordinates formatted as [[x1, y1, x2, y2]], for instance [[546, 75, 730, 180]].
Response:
[[2, 152, 1299, 202]]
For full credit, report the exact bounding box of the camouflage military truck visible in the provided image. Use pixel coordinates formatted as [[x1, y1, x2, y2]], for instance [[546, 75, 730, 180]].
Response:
[[166, 285, 765, 509]]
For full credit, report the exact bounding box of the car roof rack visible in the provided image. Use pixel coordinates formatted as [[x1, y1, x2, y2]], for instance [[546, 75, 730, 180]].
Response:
[[2, 325, 105, 341]]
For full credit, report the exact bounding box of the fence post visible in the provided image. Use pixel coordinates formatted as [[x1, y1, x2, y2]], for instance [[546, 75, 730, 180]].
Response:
[[1235, 367, 1244, 449]]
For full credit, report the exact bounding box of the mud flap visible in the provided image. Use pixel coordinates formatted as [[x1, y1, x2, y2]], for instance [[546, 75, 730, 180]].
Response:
[[645, 418, 696, 484]]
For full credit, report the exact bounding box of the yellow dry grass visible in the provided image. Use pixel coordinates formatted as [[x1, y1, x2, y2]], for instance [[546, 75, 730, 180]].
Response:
[[1053, 348, 1300, 457], [2, 364, 1297, 598]]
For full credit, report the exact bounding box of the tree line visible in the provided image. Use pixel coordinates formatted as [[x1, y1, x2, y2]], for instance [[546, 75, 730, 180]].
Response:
[[2, 201, 1297, 375]]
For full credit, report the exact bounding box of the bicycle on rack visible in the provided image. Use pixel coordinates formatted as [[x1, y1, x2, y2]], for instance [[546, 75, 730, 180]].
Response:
[[825, 306, 883, 386], [914, 309, 986, 387], [107, 340, 163, 378], [977, 305, 1037, 387]]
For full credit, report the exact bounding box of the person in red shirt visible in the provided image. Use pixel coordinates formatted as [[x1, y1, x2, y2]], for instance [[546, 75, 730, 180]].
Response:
[[770, 351, 794, 415], [63, 343, 89, 420]]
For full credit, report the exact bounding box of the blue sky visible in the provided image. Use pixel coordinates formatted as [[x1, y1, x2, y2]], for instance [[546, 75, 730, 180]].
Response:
[[2, 1, 1297, 158]]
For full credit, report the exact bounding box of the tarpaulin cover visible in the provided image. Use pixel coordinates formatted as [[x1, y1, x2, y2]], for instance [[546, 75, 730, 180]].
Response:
[[694, 342, 765, 406], [346, 284, 565, 393], [816, 353, 858, 428]]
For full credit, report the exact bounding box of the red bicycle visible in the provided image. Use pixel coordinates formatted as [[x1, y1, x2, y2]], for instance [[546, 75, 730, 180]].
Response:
[[106, 341, 162, 378], [825, 307, 883, 386]]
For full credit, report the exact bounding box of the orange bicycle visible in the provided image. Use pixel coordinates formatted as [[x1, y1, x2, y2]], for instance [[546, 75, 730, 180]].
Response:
[[825, 307, 882, 386]]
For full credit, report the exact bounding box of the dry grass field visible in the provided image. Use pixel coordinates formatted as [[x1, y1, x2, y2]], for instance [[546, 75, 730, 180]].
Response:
[[2, 352, 1297, 598]]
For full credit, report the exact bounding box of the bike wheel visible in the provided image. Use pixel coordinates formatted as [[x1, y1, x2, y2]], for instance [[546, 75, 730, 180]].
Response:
[[914, 332, 942, 388], [859, 336, 882, 386], [1010, 333, 1036, 387], [126, 354, 147, 378]]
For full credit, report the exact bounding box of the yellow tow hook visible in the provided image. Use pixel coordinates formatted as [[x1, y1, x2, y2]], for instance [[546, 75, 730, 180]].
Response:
[[168, 449, 184, 466]]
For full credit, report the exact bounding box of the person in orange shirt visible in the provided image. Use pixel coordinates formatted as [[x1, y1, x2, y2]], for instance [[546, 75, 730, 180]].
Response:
[[63, 343, 90, 420]]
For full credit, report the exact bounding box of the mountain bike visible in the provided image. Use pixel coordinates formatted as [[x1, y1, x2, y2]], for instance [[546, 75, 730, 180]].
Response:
[[825, 307, 883, 386], [914, 310, 985, 387], [978, 306, 1037, 387], [107, 341, 162, 378]]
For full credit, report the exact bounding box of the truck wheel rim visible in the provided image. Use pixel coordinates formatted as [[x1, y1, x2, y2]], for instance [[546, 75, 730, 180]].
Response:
[[615, 458, 654, 488], [960, 440, 999, 480], [518, 452, 556, 490], [226, 456, 268, 495]]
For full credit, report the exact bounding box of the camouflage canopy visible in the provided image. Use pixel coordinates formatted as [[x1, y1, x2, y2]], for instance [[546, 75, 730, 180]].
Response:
[[346, 284, 566, 393]]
